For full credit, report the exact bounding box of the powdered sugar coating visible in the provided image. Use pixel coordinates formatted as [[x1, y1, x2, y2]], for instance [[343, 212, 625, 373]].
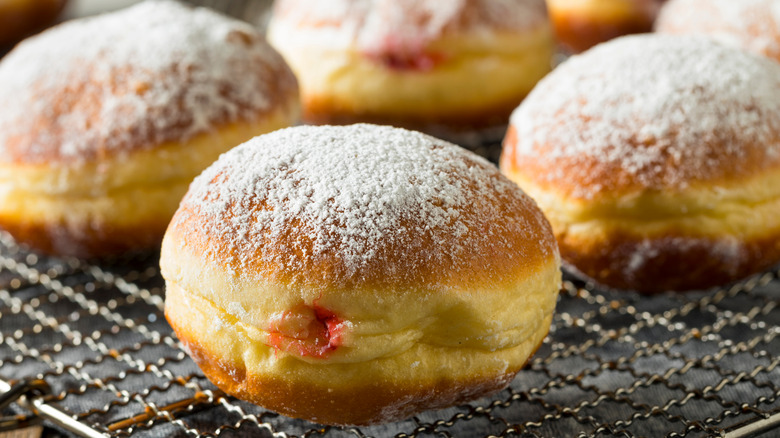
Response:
[[506, 35, 780, 200], [656, 0, 780, 61], [172, 124, 557, 289], [269, 0, 549, 53], [0, 0, 295, 164]]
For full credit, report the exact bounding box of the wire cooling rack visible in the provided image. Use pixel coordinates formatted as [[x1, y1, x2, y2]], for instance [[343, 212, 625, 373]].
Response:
[[0, 228, 778, 438]]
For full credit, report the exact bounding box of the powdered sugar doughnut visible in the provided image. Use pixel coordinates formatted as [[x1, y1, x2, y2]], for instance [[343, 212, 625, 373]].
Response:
[[0, 1, 299, 257], [267, 0, 554, 140], [656, 0, 780, 62], [161, 124, 561, 425], [500, 35, 780, 293]]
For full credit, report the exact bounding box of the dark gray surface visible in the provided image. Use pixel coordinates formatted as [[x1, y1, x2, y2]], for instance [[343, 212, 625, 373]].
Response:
[[0, 232, 778, 438]]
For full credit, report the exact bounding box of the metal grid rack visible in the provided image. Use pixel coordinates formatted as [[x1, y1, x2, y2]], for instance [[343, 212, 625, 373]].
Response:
[[0, 229, 778, 438]]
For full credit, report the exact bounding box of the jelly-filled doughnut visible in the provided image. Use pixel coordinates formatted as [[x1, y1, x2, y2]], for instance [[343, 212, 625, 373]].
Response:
[[501, 35, 780, 293], [0, 1, 299, 257], [162, 124, 561, 425], [267, 0, 554, 140]]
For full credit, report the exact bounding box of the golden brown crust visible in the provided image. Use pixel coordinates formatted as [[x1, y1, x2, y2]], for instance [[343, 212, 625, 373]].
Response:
[[557, 229, 780, 293], [167, 127, 558, 292], [0, 2, 299, 166], [548, 0, 662, 53], [177, 332, 520, 426], [503, 120, 780, 292], [1, 216, 167, 259], [2, 51, 297, 166], [169, 311, 547, 426], [168, 201, 556, 292], [168, 187, 556, 292], [302, 92, 525, 134], [504, 118, 780, 200], [0, 0, 66, 47], [502, 40, 780, 200]]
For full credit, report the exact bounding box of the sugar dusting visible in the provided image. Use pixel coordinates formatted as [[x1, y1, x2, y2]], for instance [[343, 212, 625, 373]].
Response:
[[175, 124, 555, 288], [0, 0, 291, 163], [508, 35, 780, 199], [656, 0, 780, 60], [269, 0, 549, 53]]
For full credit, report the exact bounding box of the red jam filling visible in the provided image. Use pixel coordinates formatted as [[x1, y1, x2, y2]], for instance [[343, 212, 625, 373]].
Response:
[[266, 303, 344, 359], [368, 50, 444, 71]]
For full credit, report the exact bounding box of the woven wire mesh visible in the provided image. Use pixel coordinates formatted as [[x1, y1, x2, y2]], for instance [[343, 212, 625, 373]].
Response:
[[0, 228, 778, 438]]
